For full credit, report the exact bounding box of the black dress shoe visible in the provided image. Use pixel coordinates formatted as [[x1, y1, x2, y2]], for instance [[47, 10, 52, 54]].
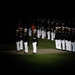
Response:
[[20, 50, 23, 51], [32, 53, 36, 54], [16, 51, 20, 52]]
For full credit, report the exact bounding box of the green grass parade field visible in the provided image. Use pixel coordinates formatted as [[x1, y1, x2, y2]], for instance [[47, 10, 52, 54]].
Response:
[[0, 37, 75, 74]]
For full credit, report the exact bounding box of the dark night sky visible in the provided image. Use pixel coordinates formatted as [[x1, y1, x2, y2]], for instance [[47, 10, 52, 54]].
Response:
[[0, 1, 75, 44]]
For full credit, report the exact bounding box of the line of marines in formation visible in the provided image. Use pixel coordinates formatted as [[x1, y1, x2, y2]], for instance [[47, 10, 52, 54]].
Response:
[[16, 17, 75, 53]]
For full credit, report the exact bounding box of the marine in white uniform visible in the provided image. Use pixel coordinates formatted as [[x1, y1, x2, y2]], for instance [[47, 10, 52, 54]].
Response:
[[23, 28, 29, 53], [16, 28, 20, 52], [32, 29, 38, 54]]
